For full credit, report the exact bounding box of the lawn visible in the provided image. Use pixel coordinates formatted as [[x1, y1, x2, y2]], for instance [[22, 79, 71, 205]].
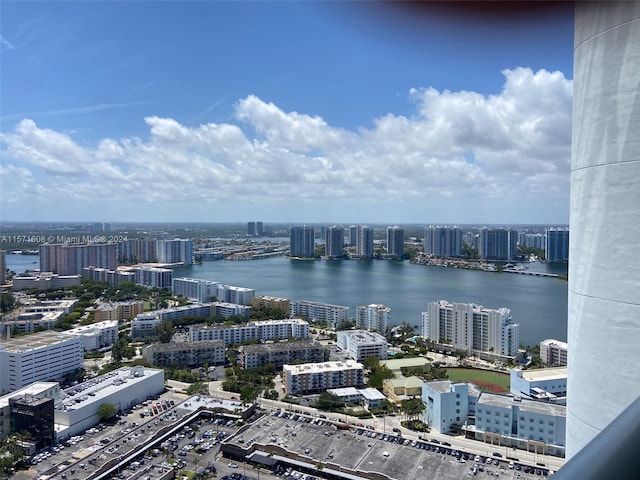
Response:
[[444, 368, 510, 393]]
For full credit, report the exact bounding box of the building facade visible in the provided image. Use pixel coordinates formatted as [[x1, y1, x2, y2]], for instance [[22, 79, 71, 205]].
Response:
[[172, 277, 220, 303], [355, 304, 390, 332], [386, 226, 405, 259], [283, 360, 364, 395], [39, 243, 117, 276], [336, 330, 388, 362], [477, 228, 517, 261], [353, 225, 374, 259], [0, 331, 84, 394], [134, 266, 173, 288], [290, 300, 350, 330], [510, 368, 567, 403], [545, 228, 569, 262], [237, 340, 326, 369], [252, 296, 291, 313], [64, 321, 119, 352], [189, 319, 310, 345], [325, 226, 345, 258], [540, 339, 568, 367], [424, 226, 463, 257], [94, 301, 144, 322], [422, 300, 519, 357], [142, 340, 225, 368], [289, 226, 315, 258], [156, 239, 193, 265]]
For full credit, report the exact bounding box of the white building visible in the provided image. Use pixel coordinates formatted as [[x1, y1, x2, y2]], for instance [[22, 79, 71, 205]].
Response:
[[283, 360, 364, 396], [422, 381, 481, 434], [189, 318, 310, 345], [65, 321, 119, 352], [510, 368, 567, 403], [326, 386, 386, 410], [217, 285, 255, 305], [473, 391, 566, 456], [172, 277, 221, 303], [540, 339, 568, 367], [157, 239, 193, 265], [134, 266, 173, 288], [142, 340, 225, 368], [54, 366, 164, 440], [212, 302, 252, 319], [290, 300, 350, 330], [0, 331, 84, 394], [355, 304, 390, 332], [131, 313, 161, 339], [82, 266, 135, 286], [336, 330, 388, 362], [422, 300, 519, 357], [12, 273, 81, 291]]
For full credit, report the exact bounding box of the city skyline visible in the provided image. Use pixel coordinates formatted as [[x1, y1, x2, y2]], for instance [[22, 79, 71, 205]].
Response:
[[1, 2, 574, 224]]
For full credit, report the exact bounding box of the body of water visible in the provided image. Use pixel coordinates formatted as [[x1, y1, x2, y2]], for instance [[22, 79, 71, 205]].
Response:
[[6, 253, 568, 346]]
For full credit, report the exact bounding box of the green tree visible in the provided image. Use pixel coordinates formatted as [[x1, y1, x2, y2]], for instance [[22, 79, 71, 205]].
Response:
[[97, 402, 117, 422], [315, 391, 343, 411], [186, 382, 210, 395], [157, 320, 174, 343], [401, 396, 425, 422]]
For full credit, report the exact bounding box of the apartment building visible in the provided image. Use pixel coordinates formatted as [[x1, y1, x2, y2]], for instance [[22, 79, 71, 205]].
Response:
[[336, 330, 388, 362], [237, 340, 326, 369], [189, 319, 310, 345], [142, 340, 225, 368], [540, 339, 568, 367], [283, 360, 364, 396], [290, 300, 350, 330], [94, 300, 144, 322], [355, 304, 390, 332]]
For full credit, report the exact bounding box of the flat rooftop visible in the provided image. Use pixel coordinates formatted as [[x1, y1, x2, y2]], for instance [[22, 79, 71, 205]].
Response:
[[521, 367, 567, 382], [0, 330, 78, 353], [478, 392, 566, 417]]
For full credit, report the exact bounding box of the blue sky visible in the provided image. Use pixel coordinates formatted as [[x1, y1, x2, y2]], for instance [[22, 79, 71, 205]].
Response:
[[0, 1, 575, 224]]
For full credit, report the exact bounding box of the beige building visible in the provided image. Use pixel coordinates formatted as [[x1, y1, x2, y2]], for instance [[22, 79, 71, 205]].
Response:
[[383, 376, 423, 403], [251, 295, 291, 313], [94, 301, 144, 322]]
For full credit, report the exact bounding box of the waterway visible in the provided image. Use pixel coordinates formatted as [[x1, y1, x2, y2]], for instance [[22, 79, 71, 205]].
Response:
[[6, 253, 568, 347]]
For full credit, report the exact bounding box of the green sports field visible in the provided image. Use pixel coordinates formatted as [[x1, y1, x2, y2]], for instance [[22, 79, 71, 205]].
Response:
[[444, 368, 510, 393]]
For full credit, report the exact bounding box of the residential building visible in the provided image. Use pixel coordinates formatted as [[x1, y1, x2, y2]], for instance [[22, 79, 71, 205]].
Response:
[[64, 321, 119, 352], [422, 300, 519, 357], [336, 330, 388, 362], [142, 340, 225, 368], [117, 238, 158, 263], [94, 300, 144, 322], [237, 340, 326, 369], [217, 284, 255, 305], [510, 367, 568, 403], [1, 299, 77, 335], [477, 228, 517, 261], [353, 225, 374, 259], [172, 277, 221, 303], [540, 339, 568, 367], [157, 239, 193, 265], [131, 313, 161, 339], [156, 303, 213, 322], [189, 318, 310, 345], [289, 226, 315, 258], [12, 272, 81, 291], [386, 226, 405, 258], [0, 331, 84, 394], [326, 387, 386, 410], [290, 300, 350, 330], [473, 391, 566, 456], [82, 266, 135, 285], [212, 302, 253, 320], [355, 304, 390, 332], [545, 228, 570, 262], [134, 266, 173, 288], [283, 360, 364, 395], [424, 226, 463, 257], [39, 242, 117, 275], [325, 226, 345, 258], [252, 295, 291, 313], [247, 221, 264, 236]]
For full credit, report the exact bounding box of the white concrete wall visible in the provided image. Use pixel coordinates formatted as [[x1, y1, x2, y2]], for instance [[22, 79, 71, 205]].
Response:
[[567, 0, 640, 459]]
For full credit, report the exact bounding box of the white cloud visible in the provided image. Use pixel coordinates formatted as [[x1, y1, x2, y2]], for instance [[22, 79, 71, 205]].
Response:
[[0, 68, 572, 222]]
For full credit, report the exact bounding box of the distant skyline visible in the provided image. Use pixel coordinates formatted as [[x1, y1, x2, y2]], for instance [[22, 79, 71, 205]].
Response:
[[0, 2, 574, 224]]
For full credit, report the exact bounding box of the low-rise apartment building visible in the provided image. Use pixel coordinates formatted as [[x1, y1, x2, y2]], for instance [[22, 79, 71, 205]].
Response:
[[283, 360, 364, 396], [142, 340, 225, 368], [237, 340, 326, 369]]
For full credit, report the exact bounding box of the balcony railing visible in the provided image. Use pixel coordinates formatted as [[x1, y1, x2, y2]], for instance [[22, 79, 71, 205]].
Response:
[[552, 395, 640, 479]]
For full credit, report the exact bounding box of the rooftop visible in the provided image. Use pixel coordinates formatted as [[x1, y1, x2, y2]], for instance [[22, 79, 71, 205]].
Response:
[[519, 367, 568, 382], [478, 391, 566, 417], [284, 360, 363, 374], [0, 330, 80, 353]]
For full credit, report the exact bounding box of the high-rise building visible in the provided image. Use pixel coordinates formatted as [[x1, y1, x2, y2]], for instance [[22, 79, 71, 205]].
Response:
[[325, 226, 345, 258], [567, 1, 640, 458], [247, 221, 263, 236], [422, 300, 519, 357], [247, 221, 256, 236], [386, 226, 405, 259], [172, 277, 221, 303], [354, 225, 374, 258], [289, 226, 315, 258], [349, 225, 359, 246], [118, 238, 158, 263], [38, 243, 117, 275], [477, 228, 517, 261], [157, 239, 193, 265], [424, 226, 462, 257], [356, 304, 390, 332], [336, 330, 388, 362], [545, 228, 569, 262]]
